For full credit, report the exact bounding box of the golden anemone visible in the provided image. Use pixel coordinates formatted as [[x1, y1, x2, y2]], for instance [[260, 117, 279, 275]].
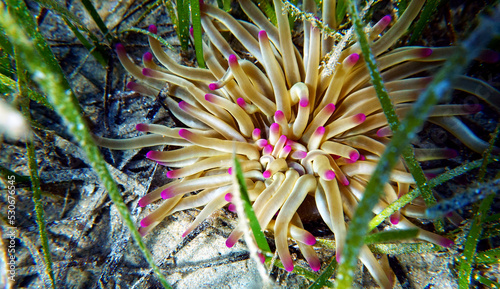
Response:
[[97, 0, 498, 287]]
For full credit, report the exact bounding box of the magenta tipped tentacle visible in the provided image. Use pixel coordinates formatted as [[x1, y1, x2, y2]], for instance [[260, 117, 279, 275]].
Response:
[[349, 150, 360, 162], [138, 197, 150, 208], [140, 218, 151, 228], [166, 170, 178, 178], [304, 233, 317, 246], [307, 126, 325, 151], [390, 213, 400, 225], [324, 170, 336, 181], [278, 145, 292, 159], [308, 256, 321, 272], [236, 97, 247, 108], [148, 24, 157, 34], [135, 123, 148, 132], [274, 110, 289, 136], [272, 135, 287, 157], [252, 128, 261, 140], [303, 103, 336, 141], [142, 67, 154, 77], [161, 187, 174, 199], [289, 224, 318, 246], [419, 48, 433, 57], [377, 126, 392, 137], [275, 175, 316, 274], [439, 238, 455, 248], [263, 144, 273, 155], [143, 51, 153, 62], [125, 81, 137, 91], [380, 15, 392, 26], [255, 139, 268, 148], [258, 253, 265, 264]]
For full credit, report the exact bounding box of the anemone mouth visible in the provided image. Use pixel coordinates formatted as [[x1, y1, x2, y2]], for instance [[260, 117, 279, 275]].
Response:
[[100, 0, 500, 287]]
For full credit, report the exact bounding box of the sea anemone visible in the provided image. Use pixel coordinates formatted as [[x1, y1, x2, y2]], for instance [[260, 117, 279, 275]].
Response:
[[96, 0, 498, 287]]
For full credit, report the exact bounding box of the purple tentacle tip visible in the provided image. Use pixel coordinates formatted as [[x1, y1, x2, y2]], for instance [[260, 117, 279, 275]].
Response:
[[390, 214, 400, 225], [136, 123, 148, 131], [140, 218, 150, 228], [142, 68, 153, 77], [309, 259, 321, 272], [420, 48, 433, 57], [126, 82, 137, 90], [138, 198, 147, 208], [208, 83, 218, 90], [228, 54, 238, 64], [148, 24, 158, 34], [143, 51, 153, 61], [381, 15, 392, 24], [441, 238, 454, 248], [161, 188, 174, 199]]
